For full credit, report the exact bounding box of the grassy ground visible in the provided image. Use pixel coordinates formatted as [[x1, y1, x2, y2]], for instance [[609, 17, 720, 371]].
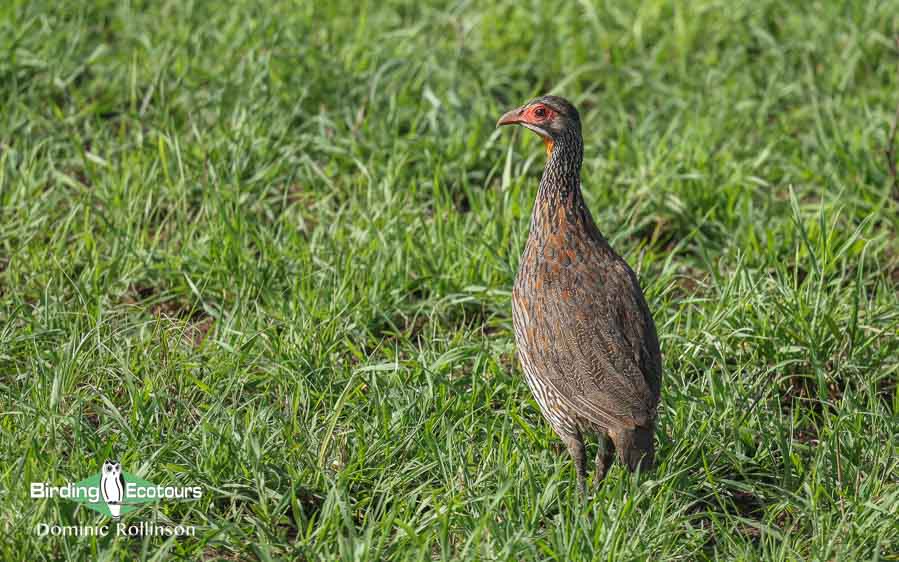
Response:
[[1, 0, 898, 560]]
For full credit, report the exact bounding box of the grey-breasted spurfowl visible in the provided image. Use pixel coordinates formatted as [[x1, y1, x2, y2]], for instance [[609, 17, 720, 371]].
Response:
[[497, 95, 662, 494]]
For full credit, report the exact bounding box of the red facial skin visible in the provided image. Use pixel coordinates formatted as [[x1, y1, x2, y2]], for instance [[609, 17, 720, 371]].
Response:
[[496, 103, 559, 156]]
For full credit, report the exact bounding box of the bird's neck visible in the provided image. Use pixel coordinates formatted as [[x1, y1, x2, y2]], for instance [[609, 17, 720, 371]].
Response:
[[531, 131, 593, 233]]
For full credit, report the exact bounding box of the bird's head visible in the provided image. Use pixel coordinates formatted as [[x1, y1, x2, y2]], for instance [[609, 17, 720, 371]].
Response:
[[103, 460, 122, 476], [496, 95, 581, 156]]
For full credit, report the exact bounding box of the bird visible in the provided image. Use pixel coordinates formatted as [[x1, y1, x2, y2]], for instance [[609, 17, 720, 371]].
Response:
[[497, 95, 662, 494], [100, 459, 126, 519]]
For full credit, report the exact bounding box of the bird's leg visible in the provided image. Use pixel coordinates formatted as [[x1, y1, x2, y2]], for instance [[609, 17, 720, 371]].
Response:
[[594, 432, 615, 489], [561, 431, 587, 497]]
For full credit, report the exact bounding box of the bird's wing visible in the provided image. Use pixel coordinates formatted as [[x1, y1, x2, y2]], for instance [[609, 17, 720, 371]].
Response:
[[546, 259, 661, 429]]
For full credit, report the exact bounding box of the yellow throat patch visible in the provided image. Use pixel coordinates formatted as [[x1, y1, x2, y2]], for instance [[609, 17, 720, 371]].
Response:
[[543, 137, 554, 157]]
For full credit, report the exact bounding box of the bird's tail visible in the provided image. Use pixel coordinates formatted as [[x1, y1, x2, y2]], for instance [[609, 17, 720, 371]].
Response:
[[613, 426, 655, 472]]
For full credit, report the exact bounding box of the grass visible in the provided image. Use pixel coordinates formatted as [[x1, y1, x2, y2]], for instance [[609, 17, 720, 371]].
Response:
[[1, 0, 898, 559]]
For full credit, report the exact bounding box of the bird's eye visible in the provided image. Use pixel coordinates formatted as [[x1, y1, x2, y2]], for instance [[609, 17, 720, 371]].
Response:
[[534, 107, 546, 118]]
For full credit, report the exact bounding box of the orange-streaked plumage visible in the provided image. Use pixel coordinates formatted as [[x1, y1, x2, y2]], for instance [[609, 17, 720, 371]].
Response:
[[497, 95, 662, 495]]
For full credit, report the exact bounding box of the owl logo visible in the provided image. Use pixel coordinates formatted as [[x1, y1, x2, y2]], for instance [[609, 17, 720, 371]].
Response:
[[100, 460, 126, 519]]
